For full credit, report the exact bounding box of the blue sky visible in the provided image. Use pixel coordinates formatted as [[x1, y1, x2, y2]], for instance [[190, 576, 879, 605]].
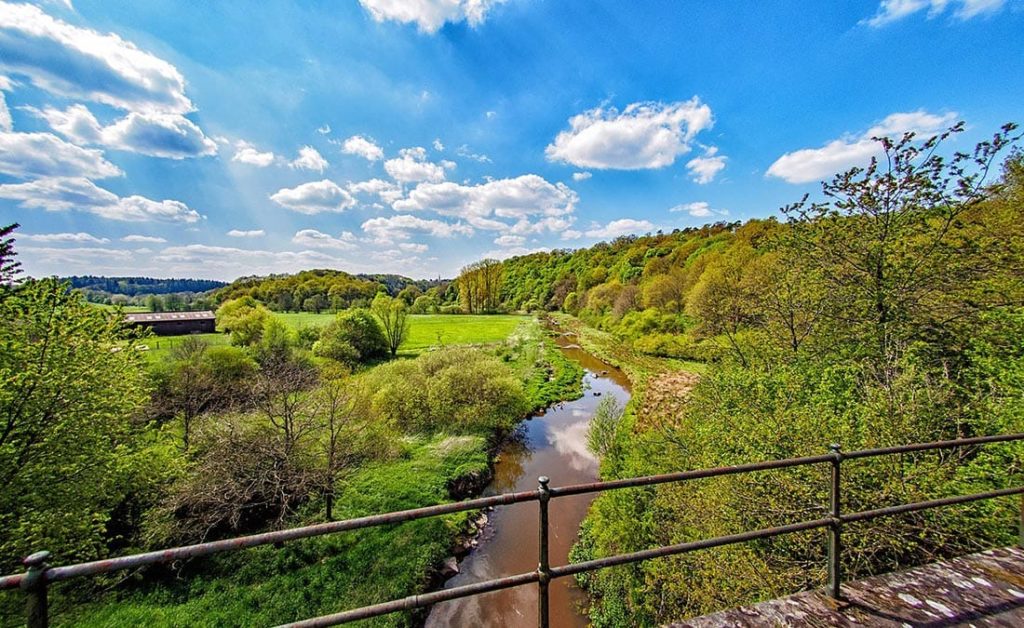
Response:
[[1, 0, 1022, 280]]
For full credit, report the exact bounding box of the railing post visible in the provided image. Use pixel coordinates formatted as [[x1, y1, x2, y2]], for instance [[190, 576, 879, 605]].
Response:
[[827, 444, 843, 601], [21, 551, 51, 628], [537, 476, 551, 628]]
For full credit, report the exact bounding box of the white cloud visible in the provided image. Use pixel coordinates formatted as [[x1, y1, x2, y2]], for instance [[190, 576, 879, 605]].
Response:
[[546, 98, 714, 170], [270, 179, 355, 214], [494, 234, 525, 247], [21, 231, 108, 243], [384, 146, 447, 183], [398, 242, 428, 253], [226, 229, 265, 238], [669, 201, 729, 218], [0, 2, 192, 113], [561, 229, 582, 240], [767, 110, 958, 184], [291, 228, 358, 250], [152, 244, 356, 279], [432, 138, 444, 151], [317, 124, 331, 135], [361, 214, 473, 240], [0, 90, 10, 132], [572, 172, 592, 181], [455, 144, 491, 163], [863, 0, 1006, 26], [29, 105, 217, 158], [357, 0, 506, 33], [347, 178, 404, 204], [122, 234, 166, 243], [290, 146, 328, 172], [0, 176, 200, 222], [392, 175, 577, 233], [340, 134, 384, 161], [686, 146, 727, 184], [0, 131, 121, 179], [584, 218, 656, 239], [480, 245, 549, 260], [232, 140, 276, 167]]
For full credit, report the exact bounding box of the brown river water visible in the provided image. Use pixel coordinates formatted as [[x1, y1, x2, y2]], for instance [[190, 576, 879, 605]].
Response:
[[426, 333, 632, 627]]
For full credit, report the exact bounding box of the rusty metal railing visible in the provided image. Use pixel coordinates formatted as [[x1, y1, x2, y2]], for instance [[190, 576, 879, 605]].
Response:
[[2, 433, 1023, 627]]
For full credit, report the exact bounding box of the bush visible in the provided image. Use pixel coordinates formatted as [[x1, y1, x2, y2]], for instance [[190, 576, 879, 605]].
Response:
[[361, 347, 529, 434], [314, 309, 387, 366]]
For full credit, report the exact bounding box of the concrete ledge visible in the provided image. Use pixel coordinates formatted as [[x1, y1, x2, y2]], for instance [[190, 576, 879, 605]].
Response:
[[670, 546, 1024, 627]]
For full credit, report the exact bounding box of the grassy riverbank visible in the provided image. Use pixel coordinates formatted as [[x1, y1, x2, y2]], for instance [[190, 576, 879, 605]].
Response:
[[35, 317, 582, 628]]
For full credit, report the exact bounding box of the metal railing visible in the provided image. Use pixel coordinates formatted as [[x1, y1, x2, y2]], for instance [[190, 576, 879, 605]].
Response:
[[3, 433, 1023, 627]]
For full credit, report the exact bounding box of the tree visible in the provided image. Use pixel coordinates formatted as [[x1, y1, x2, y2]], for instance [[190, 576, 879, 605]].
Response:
[[0, 223, 21, 288], [215, 296, 271, 345], [371, 293, 411, 357], [782, 122, 1022, 361], [0, 278, 152, 565], [162, 338, 216, 450], [313, 308, 388, 366]]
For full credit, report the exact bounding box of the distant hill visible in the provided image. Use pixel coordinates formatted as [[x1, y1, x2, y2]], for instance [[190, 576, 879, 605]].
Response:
[[63, 275, 228, 296], [214, 269, 451, 312]]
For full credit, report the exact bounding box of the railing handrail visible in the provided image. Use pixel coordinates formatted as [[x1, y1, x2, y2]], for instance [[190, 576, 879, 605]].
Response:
[[5, 432, 1023, 628]]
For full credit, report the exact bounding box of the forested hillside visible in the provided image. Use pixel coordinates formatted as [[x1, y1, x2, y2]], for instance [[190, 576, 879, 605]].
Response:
[[550, 126, 1024, 624], [213, 269, 453, 314]]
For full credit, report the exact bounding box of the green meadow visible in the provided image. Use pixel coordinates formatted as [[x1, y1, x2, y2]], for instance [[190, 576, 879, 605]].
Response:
[[138, 313, 528, 362]]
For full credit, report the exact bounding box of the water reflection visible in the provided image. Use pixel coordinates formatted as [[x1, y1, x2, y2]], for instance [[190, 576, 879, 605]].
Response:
[[426, 334, 631, 628]]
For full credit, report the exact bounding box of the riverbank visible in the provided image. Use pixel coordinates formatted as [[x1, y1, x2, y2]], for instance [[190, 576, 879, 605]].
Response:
[[425, 323, 632, 627], [49, 317, 583, 628]]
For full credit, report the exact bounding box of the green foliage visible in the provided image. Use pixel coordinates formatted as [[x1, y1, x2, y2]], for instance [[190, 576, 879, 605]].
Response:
[[0, 279, 156, 567], [361, 347, 529, 434], [312, 309, 388, 367], [215, 296, 271, 346], [371, 293, 410, 357], [587, 397, 624, 459]]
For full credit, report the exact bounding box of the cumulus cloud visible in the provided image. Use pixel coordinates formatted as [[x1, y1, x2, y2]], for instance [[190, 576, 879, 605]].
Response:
[[669, 201, 728, 218], [584, 218, 656, 239], [494, 234, 525, 247], [546, 99, 714, 170], [455, 144, 491, 163], [398, 242, 428, 253], [347, 178, 404, 204], [291, 228, 357, 250], [0, 2, 192, 113], [270, 179, 355, 214], [0, 90, 10, 132], [686, 146, 727, 184], [384, 146, 447, 183], [21, 231, 109, 243], [122, 234, 166, 243], [340, 135, 384, 161], [232, 140, 276, 167], [572, 172, 592, 181], [392, 174, 577, 233], [290, 146, 328, 172], [362, 214, 473, 240], [863, 0, 1006, 26], [0, 176, 201, 222], [0, 131, 121, 179], [766, 110, 958, 184], [152, 244, 356, 279], [358, 0, 506, 33], [29, 104, 217, 158], [227, 229, 265, 238], [432, 138, 444, 151]]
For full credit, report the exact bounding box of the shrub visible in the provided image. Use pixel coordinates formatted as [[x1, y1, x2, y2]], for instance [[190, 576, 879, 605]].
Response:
[[314, 309, 387, 366]]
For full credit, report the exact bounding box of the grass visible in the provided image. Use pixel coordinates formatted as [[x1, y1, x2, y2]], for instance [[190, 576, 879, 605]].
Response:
[[48, 316, 583, 627], [140, 314, 528, 363], [65, 434, 489, 628]]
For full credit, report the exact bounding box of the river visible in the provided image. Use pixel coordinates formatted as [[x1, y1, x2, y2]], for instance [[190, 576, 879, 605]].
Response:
[[426, 332, 632, 627]]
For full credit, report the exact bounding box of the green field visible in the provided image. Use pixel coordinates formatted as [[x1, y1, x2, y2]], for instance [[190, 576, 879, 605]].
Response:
[[139, 313, 528, 362]]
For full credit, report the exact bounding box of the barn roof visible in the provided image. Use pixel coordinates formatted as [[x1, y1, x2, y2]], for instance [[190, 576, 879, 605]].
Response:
[[125, 311, 216, 323]]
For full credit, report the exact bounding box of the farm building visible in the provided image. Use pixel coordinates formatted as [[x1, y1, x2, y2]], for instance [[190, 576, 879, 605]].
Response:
[[125, 311, 217, 336]]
